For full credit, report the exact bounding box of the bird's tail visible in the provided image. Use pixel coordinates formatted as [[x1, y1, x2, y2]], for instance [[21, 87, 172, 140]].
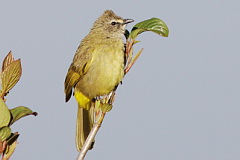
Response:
[[76, 105, 95, 151]]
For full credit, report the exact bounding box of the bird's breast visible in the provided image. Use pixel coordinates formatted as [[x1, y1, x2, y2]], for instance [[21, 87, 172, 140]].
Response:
[[77, 43, 124, 98]]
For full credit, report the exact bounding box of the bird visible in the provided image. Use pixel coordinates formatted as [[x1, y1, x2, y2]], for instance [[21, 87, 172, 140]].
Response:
[[64, 10, 133, 151]]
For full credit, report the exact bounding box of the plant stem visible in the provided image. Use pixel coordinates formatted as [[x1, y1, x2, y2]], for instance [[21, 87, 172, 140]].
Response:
[[76, 113, 106, 160]]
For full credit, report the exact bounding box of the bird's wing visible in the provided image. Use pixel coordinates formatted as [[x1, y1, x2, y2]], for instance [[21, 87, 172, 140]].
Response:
[[64, 47, 94, 102]]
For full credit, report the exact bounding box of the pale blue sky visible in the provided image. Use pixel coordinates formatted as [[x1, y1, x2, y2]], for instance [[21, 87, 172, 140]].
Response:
[[0, 0, 240, 160]]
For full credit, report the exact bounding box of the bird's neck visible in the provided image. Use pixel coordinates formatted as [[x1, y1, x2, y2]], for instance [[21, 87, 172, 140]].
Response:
[[88, 29, 124, 42]]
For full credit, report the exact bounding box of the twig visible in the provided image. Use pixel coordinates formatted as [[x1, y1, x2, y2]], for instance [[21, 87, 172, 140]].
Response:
[[125, 48, 143, 74], [76, 113, 106, 160]]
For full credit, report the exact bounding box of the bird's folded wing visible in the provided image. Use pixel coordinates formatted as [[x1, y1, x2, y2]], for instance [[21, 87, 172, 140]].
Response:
[[64, 47, 94, 102]]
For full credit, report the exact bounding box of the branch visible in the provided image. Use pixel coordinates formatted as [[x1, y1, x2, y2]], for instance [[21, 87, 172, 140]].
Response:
[[76, 93, 114, 160], [76, 113, 105, 160]]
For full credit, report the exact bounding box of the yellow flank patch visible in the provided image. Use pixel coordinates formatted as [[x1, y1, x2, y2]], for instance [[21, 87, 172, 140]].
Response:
[[74, 91, 91, 110]]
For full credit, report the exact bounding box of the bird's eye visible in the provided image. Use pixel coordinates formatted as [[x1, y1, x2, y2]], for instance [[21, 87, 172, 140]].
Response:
[[111, 21, 116, 25]]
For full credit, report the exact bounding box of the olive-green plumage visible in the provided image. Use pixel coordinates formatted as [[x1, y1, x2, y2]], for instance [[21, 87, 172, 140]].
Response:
[[64, 10, 133, 151]]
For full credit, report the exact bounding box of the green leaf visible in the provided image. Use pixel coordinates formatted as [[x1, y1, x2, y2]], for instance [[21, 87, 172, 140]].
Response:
[[101, 103, 113, 113], [130, 18, 169, 39], [0, 127, 11, 142], [0, 99, 11, 128], [1, 59, 22, 95], [9, 106, 38, 125]]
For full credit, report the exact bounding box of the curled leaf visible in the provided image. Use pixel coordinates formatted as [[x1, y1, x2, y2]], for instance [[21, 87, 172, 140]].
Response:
[[0, 127, 11, 142], [124, 29, 130, 39], [130, 18, 169, 39], [6, 132, 19, 146], [1, 59, 22, 96], [9, 106, 38, 125], [0, 99, 11, 128]]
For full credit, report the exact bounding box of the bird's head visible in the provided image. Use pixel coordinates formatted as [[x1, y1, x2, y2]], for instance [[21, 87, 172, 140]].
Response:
[[92, 10, 134, 38]]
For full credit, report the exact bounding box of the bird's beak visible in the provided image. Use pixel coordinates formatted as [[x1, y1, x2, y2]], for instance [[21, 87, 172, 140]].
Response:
[[123, 19, 134, 24]]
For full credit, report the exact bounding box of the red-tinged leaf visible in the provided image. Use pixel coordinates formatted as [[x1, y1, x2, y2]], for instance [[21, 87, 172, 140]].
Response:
[[2, 140, 17, 160], [2, 51, 14, 72], [9, 106, 37, 125], [0, 140, 7, 154]]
